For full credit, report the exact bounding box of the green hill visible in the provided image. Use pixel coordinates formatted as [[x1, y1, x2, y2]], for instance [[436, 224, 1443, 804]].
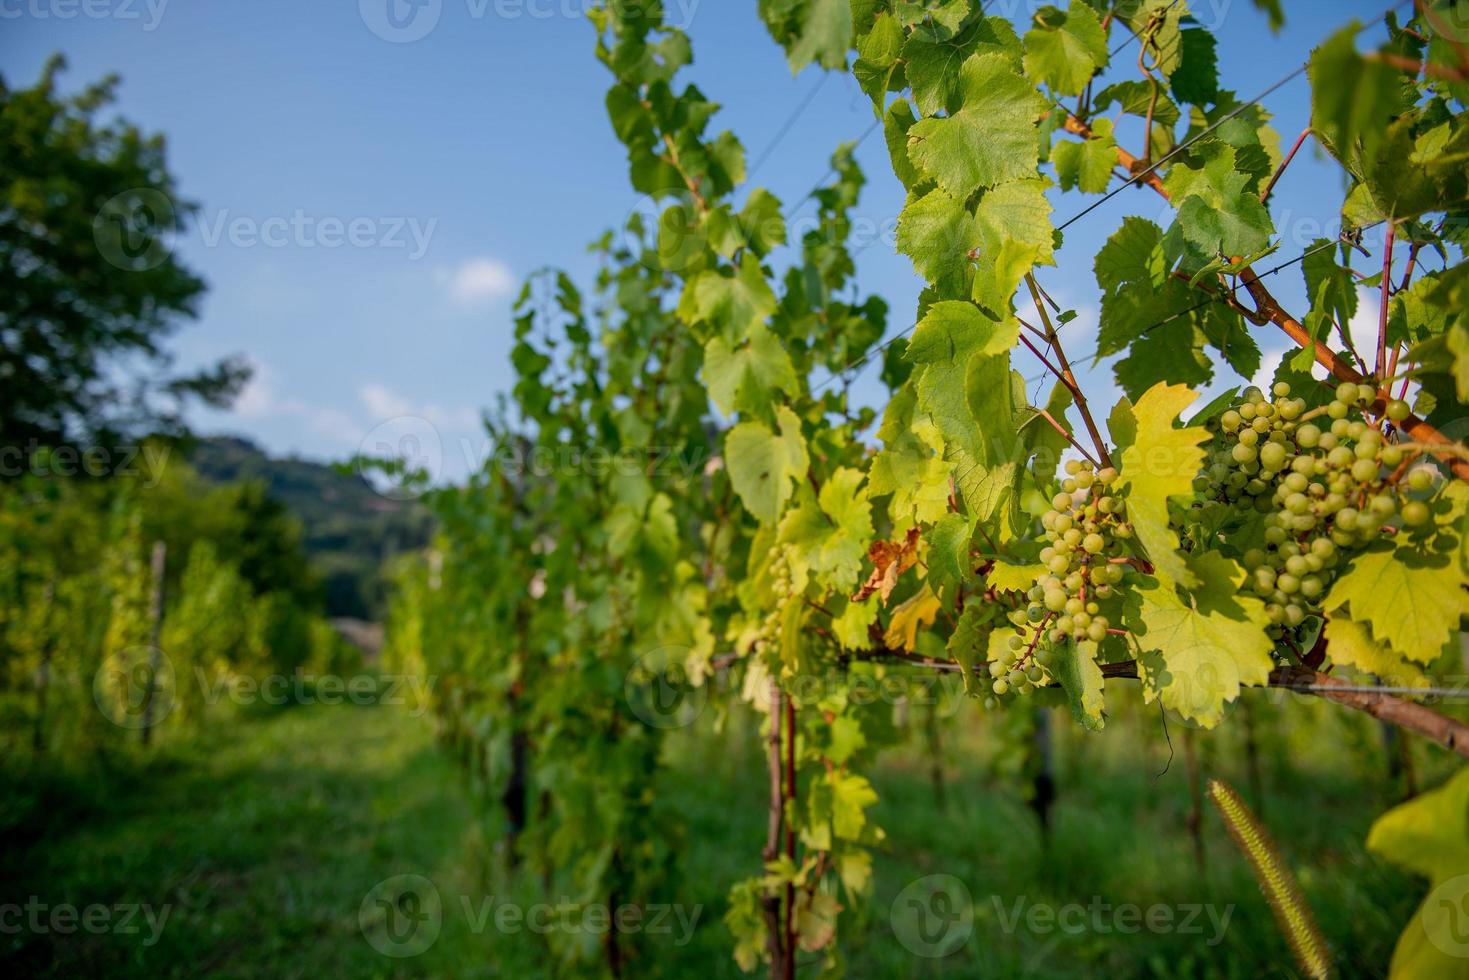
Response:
[[188, 436, 433, 620]]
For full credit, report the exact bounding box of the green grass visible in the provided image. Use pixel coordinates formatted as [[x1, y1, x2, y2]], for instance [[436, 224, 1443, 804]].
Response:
[[0, 686, 1445, 978]]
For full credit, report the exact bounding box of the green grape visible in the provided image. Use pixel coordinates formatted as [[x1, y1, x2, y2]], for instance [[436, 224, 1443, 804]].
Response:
[[1401, 500, 1430, 526]]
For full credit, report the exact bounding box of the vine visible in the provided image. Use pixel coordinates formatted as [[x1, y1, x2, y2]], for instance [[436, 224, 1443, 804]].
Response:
[[387, 1, 1469, 974]]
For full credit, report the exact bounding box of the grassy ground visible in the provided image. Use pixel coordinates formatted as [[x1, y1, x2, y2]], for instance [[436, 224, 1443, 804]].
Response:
[[0, 685, 1447, 978]]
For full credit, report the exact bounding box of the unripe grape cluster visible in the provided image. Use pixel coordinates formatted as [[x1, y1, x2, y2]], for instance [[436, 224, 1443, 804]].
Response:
[[755, 547, 795, 654], [1208, 381, 1436, 633], [1203, 382, 1311, 509], [988, 458, 1136, 703]]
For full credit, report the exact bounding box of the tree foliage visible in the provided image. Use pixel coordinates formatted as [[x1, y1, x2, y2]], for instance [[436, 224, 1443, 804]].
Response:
[[0, 56, 248, 454]]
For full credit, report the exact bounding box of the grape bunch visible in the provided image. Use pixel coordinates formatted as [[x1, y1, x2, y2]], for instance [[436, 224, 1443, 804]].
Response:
[[1201, 382, 1309, 509], [753, 546, 795, 657], [987, 458, 1136, 702], [1209, 381, 1436, 634]]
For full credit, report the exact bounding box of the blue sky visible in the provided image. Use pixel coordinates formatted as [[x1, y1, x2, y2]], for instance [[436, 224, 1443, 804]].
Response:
[[1, 0, 1407, 481]]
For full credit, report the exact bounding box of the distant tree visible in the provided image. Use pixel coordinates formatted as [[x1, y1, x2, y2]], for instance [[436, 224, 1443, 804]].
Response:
[[0, 55, 248, 457]]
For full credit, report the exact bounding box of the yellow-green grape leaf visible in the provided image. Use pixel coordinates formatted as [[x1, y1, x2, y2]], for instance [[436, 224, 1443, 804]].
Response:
[[831, 595, 879, 649], [1054, 639, 1106, 731], [901, 15, 1023, 117], [868, 384, 953, 532], [907, 299, 1020, 364], [1324, 539, 1469, 664], [725, 879, 769, 973], [726, 404, 809, 525], [1324, 611, 1432, 687], [778, 467, 874, 594], [823, 714, 865, 766], [854, 10, 903, 109], [883, 584, 941, 652], [1022, 1, 1108, 97], [794, 891, 842, 953], [925, 511, 974, 601], [1053, 117, 1117, 193], [914, 325, 1017, 462], [907, 53, 1046, 200], [837, 848, 873, 898], [895, 186, 978, 287], [970, 178, 1056, 314], [1135, 564, 1273, 728], [703, 324, 799, 416], [1117, 382, 1208, 589], [1367, 767, 1469, 978], [678, 252, 778, 340], [948, 601, 998, 696], [986, 561, 1048, 594], [827, 770, 878, 841]]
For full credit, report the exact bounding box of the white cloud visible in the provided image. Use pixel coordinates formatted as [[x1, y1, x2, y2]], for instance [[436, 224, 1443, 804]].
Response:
[[233, 359, 281, 420], [226, 356, 361, 446], [360, 382, 413, 421], [1252, 346, 1288, 392], [357, 383, 479, 431], [443, 257, 516, 307], [1345, 285, 1383, 372]]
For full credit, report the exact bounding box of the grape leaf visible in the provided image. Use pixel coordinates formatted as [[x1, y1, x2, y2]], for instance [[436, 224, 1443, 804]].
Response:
[[925, 511, 974, 601], [1323, 610, 1433, 687], [970, 178, 1055, 314], [895, 186, 978, 287], [703, 324, 799, 415], [854, 10, 904, 108], [869, 385, 953, 532], [679, 253, 778, 340], [907, 53, 1046, 200], [985, 560, 1048, 594], [1054, 640, 1106, 731], [1308, 22, 1404, 171], [883, 584, 942, 652], [778, 467, 873, 593], [726, 404, 810, 524], [1053, 117, 1117, 193], [907, 300, 1020, 364], [1135, 566, 1274, 728], [1324, 539, 1469, 663], [902, 16, 1022, 117], [761, 0, 853, 72], [1170, 28, 1219, 106], [1367, 767, 1469, 978], [948, 600, 999, 696], [1022, 1, 1108, 97], [1117, 382, 1209, 588]]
